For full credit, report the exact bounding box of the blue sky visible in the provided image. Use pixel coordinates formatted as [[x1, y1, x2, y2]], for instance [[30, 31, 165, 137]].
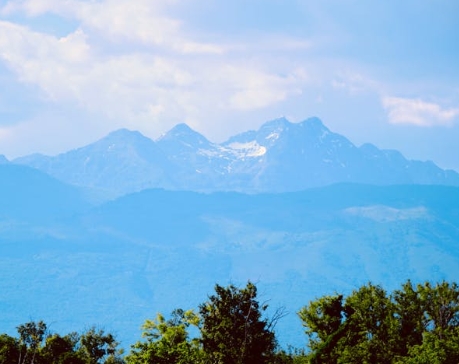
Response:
[[0, 0, 458, 170]]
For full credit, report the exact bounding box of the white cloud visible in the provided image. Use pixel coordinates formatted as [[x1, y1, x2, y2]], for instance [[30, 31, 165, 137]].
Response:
[[0, 8, 311, 137], [0, 21, 91, 100], [382, 96, 459, 127], [0, 0, 318, 140], [1, 0, 224, 54]]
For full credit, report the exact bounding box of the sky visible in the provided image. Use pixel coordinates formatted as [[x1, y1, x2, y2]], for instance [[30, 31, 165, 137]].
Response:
[[0, 0, 458, 171]]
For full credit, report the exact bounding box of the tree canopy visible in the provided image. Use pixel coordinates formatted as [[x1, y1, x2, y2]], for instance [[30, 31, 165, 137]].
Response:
[[299, 280, 459, 364], [199, 282, 277, 364], [0, 322, 122, 364], [2, 280, 459, 364]]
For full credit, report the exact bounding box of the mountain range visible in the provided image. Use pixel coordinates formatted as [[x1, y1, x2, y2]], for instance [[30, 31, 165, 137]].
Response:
[[1, 117, 459, 350], [12, 117, 459, 200]]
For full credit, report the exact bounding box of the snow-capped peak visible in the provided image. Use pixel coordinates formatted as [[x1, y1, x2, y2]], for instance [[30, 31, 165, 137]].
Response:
[[227, 141, 267, 157]]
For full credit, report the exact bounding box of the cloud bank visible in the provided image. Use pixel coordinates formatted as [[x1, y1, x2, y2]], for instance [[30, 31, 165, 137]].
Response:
[[382, 97, 459, 127], [0, 0, 316, 142]]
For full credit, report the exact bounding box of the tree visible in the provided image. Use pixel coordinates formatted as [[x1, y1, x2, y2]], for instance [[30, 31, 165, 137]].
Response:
[[17, 320, 47, 364], [341, 283, 398, 364], [0, 334, 20, 364], [395, 281, 459, 364], [199, 281, 277, 364], [418, 281, 459, 337], [299, 283, 398, 364], [126, 309, 202, 364], [299, 280, 459, 364], [40, 333, 85, 364], [78, 327, 121, 364], [392, 280, 429, 356], [395, 328, 459, 364], [298, 294, 345, 363]]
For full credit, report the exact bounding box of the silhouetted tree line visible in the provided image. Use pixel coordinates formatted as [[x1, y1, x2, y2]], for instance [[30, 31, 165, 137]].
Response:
[[1, 280, 459, 363]]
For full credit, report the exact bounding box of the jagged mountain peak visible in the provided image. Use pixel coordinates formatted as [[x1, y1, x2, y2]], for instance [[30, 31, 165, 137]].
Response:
[[77, 128, 165, 162], [259, 116, 291, 132], [168, 122, 195, 134], [263, 116, 290, 125], [257, 117, 332, 145], [226, 117, 329, 146], [157, 123, 211, 148], [255, 117, 293, 146]]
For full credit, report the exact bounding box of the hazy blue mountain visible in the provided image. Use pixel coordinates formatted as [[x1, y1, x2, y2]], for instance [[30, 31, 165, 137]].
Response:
[[1, 183, 458, 349], [13, 117, 459, 199], [14, 129, 174, 200], [0, 163, 89, 223]]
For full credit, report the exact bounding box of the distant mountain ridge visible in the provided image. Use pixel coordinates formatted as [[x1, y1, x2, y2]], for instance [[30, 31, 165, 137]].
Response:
[[13, 117, 459, 199]]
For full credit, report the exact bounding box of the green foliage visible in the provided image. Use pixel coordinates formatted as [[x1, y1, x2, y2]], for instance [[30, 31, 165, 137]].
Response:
[[126, 282, 290, 363], [40, 333, 83, 364], [0, 321, 122, 364], [418, 281, 459, 334], [394, 281, 459, 364], [0, 334, 20, 364], [17, 320, 47, 364], [78, 327, 121, 364], [298, 293, 344, 362], [299, 280, 459, 364], [126, 309, 202, 364], [199, 281, 277, 364], [393, 279, 426, 355], [341, 283, 398, 364]]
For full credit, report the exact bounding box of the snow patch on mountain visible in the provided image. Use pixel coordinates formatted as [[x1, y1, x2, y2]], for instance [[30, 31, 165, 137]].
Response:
[[197, 140, 266, 160], [227, 141, 267, 157]]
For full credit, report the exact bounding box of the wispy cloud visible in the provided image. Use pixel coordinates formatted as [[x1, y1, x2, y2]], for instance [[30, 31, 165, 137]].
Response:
[[0, 4, 311, 134], [382, 96, 459, 127], [1, 0, 224, 54]]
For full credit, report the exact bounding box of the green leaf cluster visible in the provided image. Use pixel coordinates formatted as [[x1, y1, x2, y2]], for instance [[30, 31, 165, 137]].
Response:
[[0, 321, 123, 364], [127, 282, 279, 364], [299, 280, 459, 364], [199, 282, 277, 364], [126, 309, 203, 364]]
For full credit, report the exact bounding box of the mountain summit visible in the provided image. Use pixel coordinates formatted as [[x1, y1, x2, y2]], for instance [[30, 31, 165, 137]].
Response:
[[13, 117, 459, 198], [14, 128, 172, 199]]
